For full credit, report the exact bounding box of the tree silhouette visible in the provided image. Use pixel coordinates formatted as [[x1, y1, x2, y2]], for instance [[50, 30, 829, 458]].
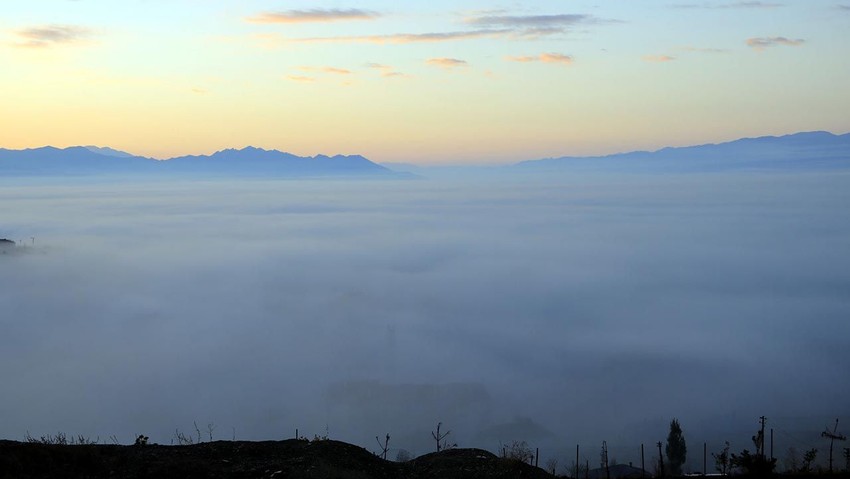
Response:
[[729, 421, 777, 475], [712, 441, 730, 475], [665, 419, 687, 476], [799, 448, 818, 474], [431, 422, 455, 452], [731, 449, 777, 475]]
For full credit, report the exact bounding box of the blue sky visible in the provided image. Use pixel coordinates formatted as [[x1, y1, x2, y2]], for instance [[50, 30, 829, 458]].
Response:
[[1, 0, 848, 163]]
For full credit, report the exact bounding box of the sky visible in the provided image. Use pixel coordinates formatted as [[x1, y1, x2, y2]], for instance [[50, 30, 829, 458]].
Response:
[[1, 0, 849, 164], [2, 172, 849, 468]]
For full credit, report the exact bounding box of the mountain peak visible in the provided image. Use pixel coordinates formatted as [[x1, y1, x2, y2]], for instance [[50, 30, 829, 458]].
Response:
[[84, 146, 136, 158]]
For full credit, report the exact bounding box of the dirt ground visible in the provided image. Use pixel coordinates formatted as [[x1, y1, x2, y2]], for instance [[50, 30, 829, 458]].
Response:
[[0, 439, 554, 479]]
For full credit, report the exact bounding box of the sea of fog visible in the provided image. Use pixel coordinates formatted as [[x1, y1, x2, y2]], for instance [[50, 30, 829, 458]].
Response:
[[1, 171, 849, 470]]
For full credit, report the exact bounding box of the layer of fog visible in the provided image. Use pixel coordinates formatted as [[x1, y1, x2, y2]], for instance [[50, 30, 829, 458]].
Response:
[[1, 171, 849, 470]]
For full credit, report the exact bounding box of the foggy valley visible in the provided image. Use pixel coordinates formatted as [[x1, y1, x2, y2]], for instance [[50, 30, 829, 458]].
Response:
[[4, 1, 849, 475], [2, 171, 849, 471]]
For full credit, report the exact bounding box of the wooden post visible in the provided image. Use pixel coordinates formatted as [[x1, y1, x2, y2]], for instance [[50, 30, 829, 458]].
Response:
[[576, 444, 580, 479], [822, 418, 847, 474], [657, 441, 664, 478]]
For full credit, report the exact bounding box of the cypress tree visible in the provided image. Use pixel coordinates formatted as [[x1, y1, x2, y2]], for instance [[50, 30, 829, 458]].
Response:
[[665, 418, 687, 476]]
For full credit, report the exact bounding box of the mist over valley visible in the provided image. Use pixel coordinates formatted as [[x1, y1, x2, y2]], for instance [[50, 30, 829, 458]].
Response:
[[3, 168, 849, 470]]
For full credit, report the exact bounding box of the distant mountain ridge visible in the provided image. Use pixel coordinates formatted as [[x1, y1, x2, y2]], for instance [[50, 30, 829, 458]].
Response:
[[84, 146, 135, 158], [518, 131, 850, 172], [0, 146, 390, 177], [2, 131, 849, 176]]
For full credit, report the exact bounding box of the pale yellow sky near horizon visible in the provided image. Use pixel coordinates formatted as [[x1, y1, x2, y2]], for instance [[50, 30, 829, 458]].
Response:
[[1, 0, 848, 164]]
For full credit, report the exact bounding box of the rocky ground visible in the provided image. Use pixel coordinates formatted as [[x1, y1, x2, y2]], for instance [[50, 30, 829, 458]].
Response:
[[0, 439, 554, 479]]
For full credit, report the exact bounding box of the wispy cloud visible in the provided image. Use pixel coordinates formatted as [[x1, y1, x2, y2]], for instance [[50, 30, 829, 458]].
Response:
[[642, 54, 676, 62], [298, 66, 352, 75], [540, 53, 574, 64], [466, 13, 594, 27], [285, 29, 509, 45], [365, 63, 407, 78], [506, 55, 538, 63], [672, 2, 783, 8], [12, 24, 92, 48], [506, 52, 574, 65], [251, 11, 612, 48], [464, 13, 610, 38], [746, 36, 804, 50], [681, 46, 729, 53], [247, 8, 379, 24], [837, 4, 850, 10], [458, 8, 510, 17], [426, 58, 468, 69], [286, 75, 316, 83]]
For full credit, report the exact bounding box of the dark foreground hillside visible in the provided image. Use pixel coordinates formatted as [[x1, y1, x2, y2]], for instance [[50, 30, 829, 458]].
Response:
[[0, 439, 553, 479]]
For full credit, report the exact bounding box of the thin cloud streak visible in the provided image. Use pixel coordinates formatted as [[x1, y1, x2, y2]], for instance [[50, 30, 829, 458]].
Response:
[[506, 55, 537, 63], [464, 13, 613, 38], [298, 66, 353, 75], [364, 63, 407, 78], [506, 52, 574, 65], [247, 8, 379, 24], [285, 30, 510, 45], [681, 46, 729, 53], [466, 13, 593, 27], [540, 52, 574, 64], [251, 12, 609, 47], [286, 75, 316, 83], [671, 2, 784, 8], [643, 54, 677, 62], [746, 36, 805, 50], [426, 57, 468, 68], [12, 24, 92, 48]]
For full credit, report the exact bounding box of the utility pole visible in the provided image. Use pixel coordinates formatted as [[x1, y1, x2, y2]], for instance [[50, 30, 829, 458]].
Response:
[[641, 443, 645, 478], [657, 441, 664, 478], [576, 444, 580, 479], [703, 442, 707, 475], [758, 416, 767, 458], [821, 418, 847, 474], [601, 441, 610, 479]]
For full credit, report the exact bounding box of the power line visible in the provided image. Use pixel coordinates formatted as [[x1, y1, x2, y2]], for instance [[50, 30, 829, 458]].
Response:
[[822, 419, 847, 474], [774, 426, 820, 451]]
